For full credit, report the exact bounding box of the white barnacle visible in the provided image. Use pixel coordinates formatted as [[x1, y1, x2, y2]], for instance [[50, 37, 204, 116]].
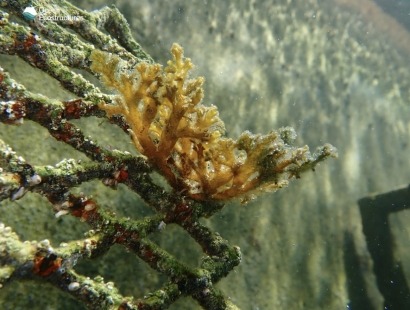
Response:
[[157, 221, 166, 231], [85, 229, 96, 237], [11, 186, 26, 201], [94, 275, 104, 283], [45, 165, 54, 171], [106, 296, 114, 305], [83, 239, 93, 254], [28, 174, 42, 186], [55, 210, 69, 218], [105, 281, 114, 290], [12, 118, 24, 125], [39, 239, 53, 252], [60, 201, 71, 209], [68, 282, 81, 291], [2, 226, 12, 236], [39, 239, 51, 248], [82, 277, 92, 286], [84, 201, 96, 211]]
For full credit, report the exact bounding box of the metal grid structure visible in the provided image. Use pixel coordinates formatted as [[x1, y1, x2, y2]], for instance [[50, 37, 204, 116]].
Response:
[[0, 1, 336, 308]]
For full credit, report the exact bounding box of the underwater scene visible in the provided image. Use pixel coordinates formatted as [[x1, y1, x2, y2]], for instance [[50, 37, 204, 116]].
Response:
[[0, 0, 409, 309]]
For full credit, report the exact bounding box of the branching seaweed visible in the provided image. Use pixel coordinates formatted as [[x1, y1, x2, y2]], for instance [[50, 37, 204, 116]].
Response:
[[91, 44, 336, 202]]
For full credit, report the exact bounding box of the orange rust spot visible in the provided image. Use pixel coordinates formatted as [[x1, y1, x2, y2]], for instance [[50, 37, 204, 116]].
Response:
[[64, 99, 84, 119], [33, 253, 62, 277]]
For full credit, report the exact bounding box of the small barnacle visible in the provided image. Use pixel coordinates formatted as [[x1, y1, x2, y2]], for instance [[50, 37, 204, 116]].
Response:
[[83, 276, 92, 285], [27, 174, 41, 186], [85, 229, 96, 237], [39, 239, 51, 248], [105, 281, 114, 290], [45, 165, 54, 171], [2, 225, 12, 237], [84, 200, 96, 211], [106, 296, 114, 305], [201, 288, 211, 296], [113, 167, 129, 182], [102, 167, 129, 188], [68, 282, 81, 291], [38, 239, 54, 254], [102, 177, 117, 188], [94, 275, 104, 283], [55, 210, 69, 218], [83, 239, 93, 256], [11, 186, 26, 201], [53, 199, 71, 217], [157, 220, 166, 231], [0, 100, 26, 125]]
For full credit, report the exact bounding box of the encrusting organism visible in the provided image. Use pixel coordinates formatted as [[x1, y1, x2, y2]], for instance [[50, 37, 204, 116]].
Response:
[[91, 43, 337, 202]]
